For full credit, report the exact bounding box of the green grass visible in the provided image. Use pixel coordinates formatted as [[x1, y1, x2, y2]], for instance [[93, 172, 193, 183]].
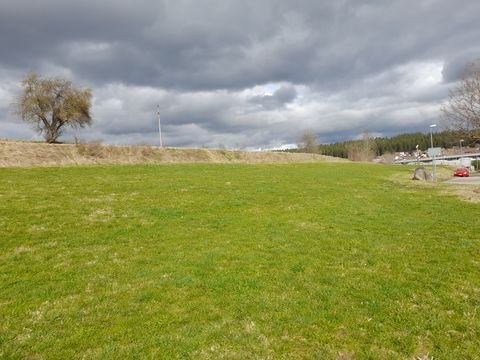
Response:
[[0, 163, 479, 359]]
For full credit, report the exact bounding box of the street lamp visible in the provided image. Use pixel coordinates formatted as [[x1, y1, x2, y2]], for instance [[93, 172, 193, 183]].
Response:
[[429, 124, 437, 149], [157, 105, 163, 148], [460, 139, 464, 155], [429, 124, 437, 181]]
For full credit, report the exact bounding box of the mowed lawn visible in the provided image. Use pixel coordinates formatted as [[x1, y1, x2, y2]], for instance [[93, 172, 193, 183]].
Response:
[[0, 163, 479, 359]]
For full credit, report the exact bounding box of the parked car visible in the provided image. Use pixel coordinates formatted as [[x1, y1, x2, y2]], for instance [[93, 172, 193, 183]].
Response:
[[453, 167, 470, 177]]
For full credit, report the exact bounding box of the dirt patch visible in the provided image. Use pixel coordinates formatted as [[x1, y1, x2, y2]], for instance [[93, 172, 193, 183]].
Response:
[[0, 140, 347, 167], [441, 184, 480, 203]]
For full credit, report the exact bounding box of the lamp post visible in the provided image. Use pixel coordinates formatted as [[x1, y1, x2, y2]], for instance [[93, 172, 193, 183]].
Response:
[[157, 105, 163, 148], [429, 124, 437, 181], [460, 139, 464, 155], [429, 124, 436, 149]]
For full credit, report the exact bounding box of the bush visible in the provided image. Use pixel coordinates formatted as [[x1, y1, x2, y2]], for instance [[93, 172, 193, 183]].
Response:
[[75, 139, 105, 158], [140, 145, 155, 157], [346, 133, 376, 162]]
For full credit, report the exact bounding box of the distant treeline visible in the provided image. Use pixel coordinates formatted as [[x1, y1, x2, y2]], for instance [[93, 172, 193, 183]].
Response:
[[291, 130, 479, 159]]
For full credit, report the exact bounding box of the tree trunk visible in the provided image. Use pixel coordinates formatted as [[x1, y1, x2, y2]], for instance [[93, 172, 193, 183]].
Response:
[[45, 128, 60, 143]]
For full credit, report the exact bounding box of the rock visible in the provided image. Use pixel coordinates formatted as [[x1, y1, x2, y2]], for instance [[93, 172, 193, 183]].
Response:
[[412, 167, 432, 181]]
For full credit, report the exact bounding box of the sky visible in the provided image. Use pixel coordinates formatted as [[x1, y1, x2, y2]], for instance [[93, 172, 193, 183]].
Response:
[[1, 0, 479, 149]]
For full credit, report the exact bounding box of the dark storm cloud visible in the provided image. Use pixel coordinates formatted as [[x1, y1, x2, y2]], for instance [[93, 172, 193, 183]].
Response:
[[442, 51, 480, 83], [2, 1, 480, 148], [249, 85, 297, 110], [2, 0, 478, 91]]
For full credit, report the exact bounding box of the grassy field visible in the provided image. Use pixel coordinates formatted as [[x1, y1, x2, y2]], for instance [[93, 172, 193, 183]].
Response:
[[0, 163, 479, 359]]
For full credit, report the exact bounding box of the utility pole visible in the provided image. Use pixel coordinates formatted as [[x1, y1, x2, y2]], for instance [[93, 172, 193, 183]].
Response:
[[460, 139, 464, 155], [429, 124, 437, 181], [157, 105, 163, 148]]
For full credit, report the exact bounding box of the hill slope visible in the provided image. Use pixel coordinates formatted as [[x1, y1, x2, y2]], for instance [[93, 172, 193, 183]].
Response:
[[0, 140, 344, 167]]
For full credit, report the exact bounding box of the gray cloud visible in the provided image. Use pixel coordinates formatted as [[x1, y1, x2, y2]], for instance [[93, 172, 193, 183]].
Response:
[[1, 1, 480, 148], [249, 85, 297, 110]]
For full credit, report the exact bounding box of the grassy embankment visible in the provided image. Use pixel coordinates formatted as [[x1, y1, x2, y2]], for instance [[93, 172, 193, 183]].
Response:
[[0, 163, 479, 359], [0, 140, 338, 167]]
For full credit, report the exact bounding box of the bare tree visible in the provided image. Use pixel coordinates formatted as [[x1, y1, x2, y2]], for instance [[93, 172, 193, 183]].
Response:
[[441, 61, 480, 140], [298, 129, 320, 154], [17, 73, 92, 143], [346, 132, 376, 161]]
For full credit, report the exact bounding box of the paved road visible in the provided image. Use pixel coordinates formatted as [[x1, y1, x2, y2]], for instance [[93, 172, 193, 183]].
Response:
[[445, 173, 480, 185]]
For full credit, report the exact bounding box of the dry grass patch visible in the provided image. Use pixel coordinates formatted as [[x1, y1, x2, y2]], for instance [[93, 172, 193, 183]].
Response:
[[441, 184, 480, 203], [0, 140, 345, 167]]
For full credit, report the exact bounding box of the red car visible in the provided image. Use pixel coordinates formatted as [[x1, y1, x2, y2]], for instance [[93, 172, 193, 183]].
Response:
[[454, 167, 470, 177]]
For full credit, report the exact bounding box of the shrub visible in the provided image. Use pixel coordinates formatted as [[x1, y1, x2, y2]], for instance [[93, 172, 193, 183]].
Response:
[[75, 138, 105, 158], [140, 145, 155, 157]]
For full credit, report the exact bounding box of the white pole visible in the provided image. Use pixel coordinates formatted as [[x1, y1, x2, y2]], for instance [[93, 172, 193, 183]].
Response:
[[157, 105, 163, 148], [429, 124, 437, 181]]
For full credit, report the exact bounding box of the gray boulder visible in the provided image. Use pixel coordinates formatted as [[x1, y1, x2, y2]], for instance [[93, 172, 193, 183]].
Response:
[[412, 167, 432, 181]]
